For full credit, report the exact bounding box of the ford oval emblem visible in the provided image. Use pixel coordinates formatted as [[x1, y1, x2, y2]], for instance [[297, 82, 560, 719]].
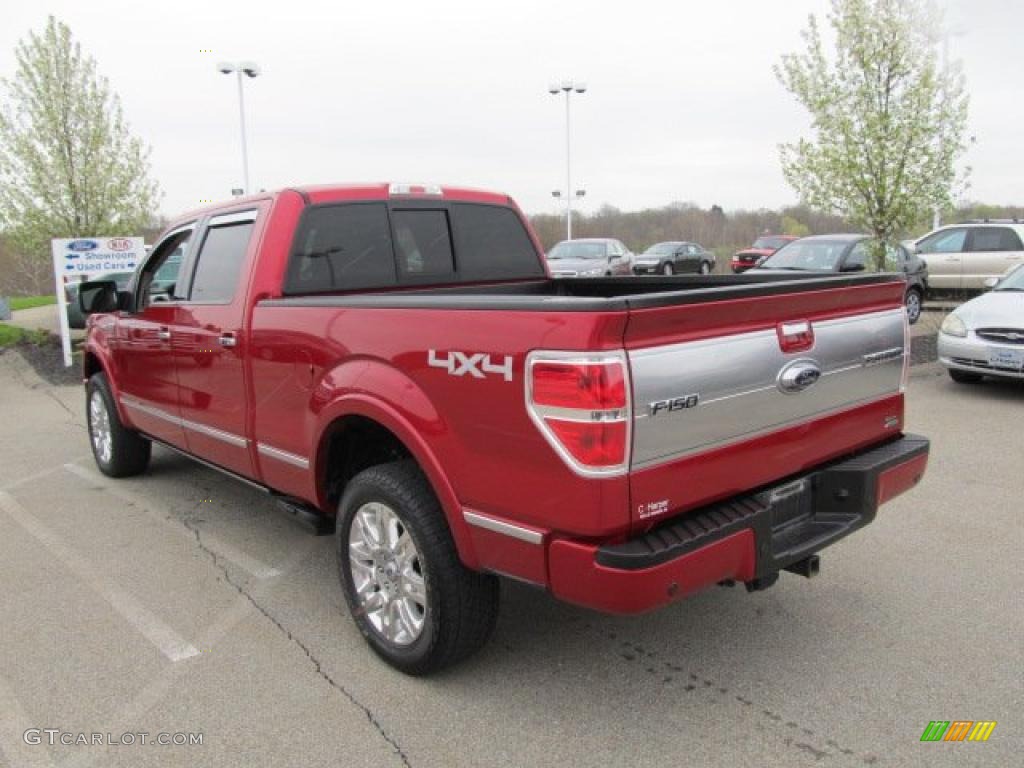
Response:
[[67, 239, 98, 252], [777, 359, 822, 394]]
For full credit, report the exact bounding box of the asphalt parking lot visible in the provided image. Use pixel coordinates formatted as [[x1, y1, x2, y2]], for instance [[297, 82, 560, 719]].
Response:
[[0, 351, 1020, 768]]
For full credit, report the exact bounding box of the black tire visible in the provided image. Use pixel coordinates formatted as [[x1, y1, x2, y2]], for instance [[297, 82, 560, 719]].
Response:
[[662, 262, 674, 276], [86, 373, 151, 477], [699, 261, 712, 275], [948, 368, 983, 384], [905, 287, 923, 325], [336, 461, 499, 675]]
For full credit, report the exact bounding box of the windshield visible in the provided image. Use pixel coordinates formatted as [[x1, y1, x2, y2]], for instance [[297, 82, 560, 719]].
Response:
[[759, 239, 850, 271], [547, 241, 606, 260], [643, 242, 679, 256], [752, 236, 790, 251], [995, 264, 1024, 291]]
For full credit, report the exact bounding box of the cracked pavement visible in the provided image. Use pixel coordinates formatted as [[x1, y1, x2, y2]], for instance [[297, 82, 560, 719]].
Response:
[[0, 349, 1020, 768]]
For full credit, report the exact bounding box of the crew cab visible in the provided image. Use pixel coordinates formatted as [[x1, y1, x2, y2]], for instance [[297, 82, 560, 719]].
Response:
[[78, 183, 929, 675]]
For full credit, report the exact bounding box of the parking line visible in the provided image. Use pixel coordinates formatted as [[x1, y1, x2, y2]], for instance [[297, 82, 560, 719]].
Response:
[[0, 674, 56, 768], [62, 463, 281, 580], [0, 491, 200, 663], [0, 455, 91, 493]]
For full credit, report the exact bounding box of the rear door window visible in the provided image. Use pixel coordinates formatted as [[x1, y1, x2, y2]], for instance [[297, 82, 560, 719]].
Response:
[[188, 218, 255, 303], [451, 204, 541, 279], [285, 203, 396, 293], [969, 227, 1023, 252]]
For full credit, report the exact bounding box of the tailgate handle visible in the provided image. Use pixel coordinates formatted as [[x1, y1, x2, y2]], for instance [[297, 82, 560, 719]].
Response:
[[157, 327, 171, 341], [218, 333, 237, 348]]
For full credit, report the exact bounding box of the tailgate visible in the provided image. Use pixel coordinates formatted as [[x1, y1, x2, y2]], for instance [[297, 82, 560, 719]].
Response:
[[623, 277, 908, 528]]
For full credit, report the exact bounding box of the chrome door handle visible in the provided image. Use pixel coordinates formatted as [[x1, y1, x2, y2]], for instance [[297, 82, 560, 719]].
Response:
[[218, 333, 237, 348], [157, 328, 171, 341]]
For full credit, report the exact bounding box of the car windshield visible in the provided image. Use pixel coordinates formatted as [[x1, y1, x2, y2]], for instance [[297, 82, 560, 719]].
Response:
[[752, 236, 790, 250], [994, 265, 1024, 291], [759, 239, 850, 270], [547, 242, 606, 260], [643, 243, 678, 255]]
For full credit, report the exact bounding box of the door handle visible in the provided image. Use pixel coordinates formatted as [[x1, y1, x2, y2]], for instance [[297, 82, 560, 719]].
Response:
[[157, 327, 171, 341], [218, 333, 237, 348]]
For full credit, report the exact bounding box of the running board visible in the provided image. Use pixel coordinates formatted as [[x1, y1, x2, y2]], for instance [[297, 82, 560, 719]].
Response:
[[274, 496, 335, 535]]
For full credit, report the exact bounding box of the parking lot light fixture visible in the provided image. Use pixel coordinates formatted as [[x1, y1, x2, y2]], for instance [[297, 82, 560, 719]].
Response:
[[549, 79, 586, 239], [217, 61, 260, 195]]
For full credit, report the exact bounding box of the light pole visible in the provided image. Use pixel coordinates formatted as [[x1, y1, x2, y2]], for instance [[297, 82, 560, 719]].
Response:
[[217, 61, 261, 195], [548, 80, 586, 239]]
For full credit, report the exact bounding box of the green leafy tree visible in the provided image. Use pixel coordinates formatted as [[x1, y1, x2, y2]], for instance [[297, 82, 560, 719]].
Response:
[[0, 16, 160, 292], [776, 0, 968, 265], [781, 215, 811, 237]]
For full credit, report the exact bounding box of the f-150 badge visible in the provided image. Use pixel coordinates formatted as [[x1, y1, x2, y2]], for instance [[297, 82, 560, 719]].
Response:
[[428, 350, 514, 382]]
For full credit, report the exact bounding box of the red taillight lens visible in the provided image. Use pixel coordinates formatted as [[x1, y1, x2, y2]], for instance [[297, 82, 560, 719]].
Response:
[[543, 419, 627, 466], [527, 353, 631, 475], [532, 362, 626, 410]]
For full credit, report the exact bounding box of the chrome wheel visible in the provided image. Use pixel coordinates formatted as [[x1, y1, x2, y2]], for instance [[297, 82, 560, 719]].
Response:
[[662, 263, 674, 276], [699, 261, 711, 275], [905, 290, 922, 324], [89, 390, 112, 464], [348, 502, 426, 646]]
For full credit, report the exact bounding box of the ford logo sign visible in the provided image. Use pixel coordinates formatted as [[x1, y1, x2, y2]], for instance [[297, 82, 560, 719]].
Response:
[[777, 359, 822, 394], [66, 239, 98, 252]]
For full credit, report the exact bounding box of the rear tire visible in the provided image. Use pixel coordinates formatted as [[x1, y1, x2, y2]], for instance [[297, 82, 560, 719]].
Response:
[[336, 461, 499, 675], [905, 288, 923, 325], [948, 368, 983, 384], [699, 261, 712, 275], [86, 373, 151, 477], [662, 263, 674, 276]]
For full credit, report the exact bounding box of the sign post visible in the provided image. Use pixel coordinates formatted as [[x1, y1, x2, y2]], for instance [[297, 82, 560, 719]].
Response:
[[51, 237, 145, 367]]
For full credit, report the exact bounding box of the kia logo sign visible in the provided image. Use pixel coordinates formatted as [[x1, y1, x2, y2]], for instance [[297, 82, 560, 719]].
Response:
[[777, 359, 823, 394], [108, 238, 133, 251], [66, 239, 98, 252]]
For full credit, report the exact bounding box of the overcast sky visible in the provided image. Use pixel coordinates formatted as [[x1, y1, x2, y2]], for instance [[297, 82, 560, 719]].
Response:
[[1, 0, 1019, 218]]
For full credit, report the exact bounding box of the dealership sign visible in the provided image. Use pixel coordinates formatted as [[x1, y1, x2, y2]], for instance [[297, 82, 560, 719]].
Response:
[[52, 236, 145, 367]]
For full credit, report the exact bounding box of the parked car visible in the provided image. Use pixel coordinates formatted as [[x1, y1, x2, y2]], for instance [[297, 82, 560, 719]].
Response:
[[77, 183, 928, 674], [632, 241, 715, 275], [731, 235, 798, 273], [545, 238, 633, 277], [938, 263, 1024, 383], [66, 272, 134, 329], [749, 234, 928, 324], [911, 220, 1024, 292]]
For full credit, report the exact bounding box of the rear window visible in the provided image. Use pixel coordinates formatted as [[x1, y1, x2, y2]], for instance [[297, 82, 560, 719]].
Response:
[[452, 204, 542, 279], [285, 203, 396, 294], [284, 201, 542, 294], [970, 227, 1023, 252]]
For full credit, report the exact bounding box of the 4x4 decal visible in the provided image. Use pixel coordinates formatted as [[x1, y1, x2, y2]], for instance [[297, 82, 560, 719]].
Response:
[[428, 350, 514, 382]]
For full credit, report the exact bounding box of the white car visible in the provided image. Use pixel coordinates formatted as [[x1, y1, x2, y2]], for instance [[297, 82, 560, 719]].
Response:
[[913, 221, 1024, 291], [938, 264, 1024, 383]]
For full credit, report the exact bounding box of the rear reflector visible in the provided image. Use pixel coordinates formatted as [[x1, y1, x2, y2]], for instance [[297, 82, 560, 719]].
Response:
[[526, 352, 631, 477]]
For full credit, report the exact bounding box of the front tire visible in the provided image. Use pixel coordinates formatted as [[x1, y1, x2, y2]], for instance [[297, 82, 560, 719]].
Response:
[[699, 261, 712, 275], [948, 368, 982, 384], [337, 461, 499, 675], [905, 288, 923, 325], [662, 262, 674, 276], [86, 373, 151, 477]]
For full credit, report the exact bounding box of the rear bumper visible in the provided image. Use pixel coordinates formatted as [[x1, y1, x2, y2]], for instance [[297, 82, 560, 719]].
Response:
[[548, 434, 929, 614], [730, 259, 755, 273]]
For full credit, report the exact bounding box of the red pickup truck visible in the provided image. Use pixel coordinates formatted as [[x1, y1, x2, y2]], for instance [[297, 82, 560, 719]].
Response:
[[78, 183, 929, 674]]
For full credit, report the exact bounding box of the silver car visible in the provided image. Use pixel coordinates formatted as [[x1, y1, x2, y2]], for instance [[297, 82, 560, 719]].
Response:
[[913, 221, 1024, 292], [938, 264, 1024, 383]]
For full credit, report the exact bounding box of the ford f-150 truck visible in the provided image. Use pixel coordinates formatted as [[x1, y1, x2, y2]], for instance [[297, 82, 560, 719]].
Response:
[[78, 183, 929, 675]]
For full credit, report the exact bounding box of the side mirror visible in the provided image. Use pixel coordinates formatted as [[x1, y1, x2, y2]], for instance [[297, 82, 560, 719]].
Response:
[[78, 280, 120, 315], [841, 262, 866, 273], [983, 276, 999, 290]]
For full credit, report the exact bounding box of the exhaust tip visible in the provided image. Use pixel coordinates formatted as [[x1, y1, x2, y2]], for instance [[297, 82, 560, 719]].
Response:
[[784, 555, 820, 579]]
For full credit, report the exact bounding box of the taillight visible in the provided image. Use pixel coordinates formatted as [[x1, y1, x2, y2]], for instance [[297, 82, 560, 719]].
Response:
[[526, 352, 631, 476]]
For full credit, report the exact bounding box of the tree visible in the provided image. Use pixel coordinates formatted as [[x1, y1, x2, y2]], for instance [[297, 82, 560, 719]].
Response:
[[781, 215, 811, 237], [776, 0, 968, 265], [0, 17, 160, 293]]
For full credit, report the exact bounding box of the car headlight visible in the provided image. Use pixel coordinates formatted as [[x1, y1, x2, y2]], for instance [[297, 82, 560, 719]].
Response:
[[940, 313, 967, 338]]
